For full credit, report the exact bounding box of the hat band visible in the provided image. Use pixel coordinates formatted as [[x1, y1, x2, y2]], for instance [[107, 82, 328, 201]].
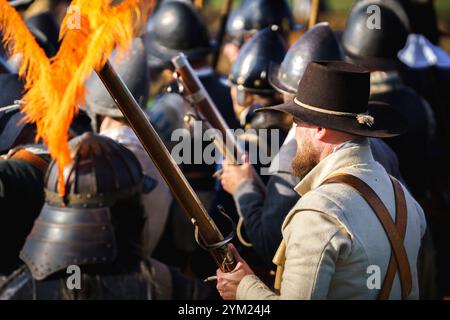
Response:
[[293, 97, 375, 127]]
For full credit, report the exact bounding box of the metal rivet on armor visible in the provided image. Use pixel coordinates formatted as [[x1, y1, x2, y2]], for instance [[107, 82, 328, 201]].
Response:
[[254, 80, 261, 87], [260, 71, 267, 79], [237, 76, 245, 85]]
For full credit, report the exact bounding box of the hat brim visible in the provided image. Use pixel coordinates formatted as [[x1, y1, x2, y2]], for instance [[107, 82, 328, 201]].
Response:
[[259, 100, 407, 138], [268, 64, 297, 96], [344, 50, 403, 71]]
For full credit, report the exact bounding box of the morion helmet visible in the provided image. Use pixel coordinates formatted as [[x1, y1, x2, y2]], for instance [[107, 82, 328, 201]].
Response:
[[342, 0, 411, 71], [84, 38, 148, 118], [269, 22, 343, 95], [20, 133, 150, 280]]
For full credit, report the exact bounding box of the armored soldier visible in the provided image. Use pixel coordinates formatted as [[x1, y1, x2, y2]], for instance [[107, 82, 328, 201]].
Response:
[[216, 26, 289, 269], [0, 133, 216, 299], [342, 0, 436, 202], [145, 0, 239, 130], [221, 23, 405, 266], [223, 0, 295, 65], [84, 38, 172, 258], [229, 26, 289, 133]]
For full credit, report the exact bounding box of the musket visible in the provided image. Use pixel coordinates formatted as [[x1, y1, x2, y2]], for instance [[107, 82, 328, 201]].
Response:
[[212, 0, 234, 70], [96, 60, 236, 273], [172, 53, 267, 195]]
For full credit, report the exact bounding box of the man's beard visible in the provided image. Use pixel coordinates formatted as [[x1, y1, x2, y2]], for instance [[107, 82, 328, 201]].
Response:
[[291, 137, 319, 179]]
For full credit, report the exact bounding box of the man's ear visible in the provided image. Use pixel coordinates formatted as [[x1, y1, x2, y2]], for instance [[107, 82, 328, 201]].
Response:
[[315, 127, 327, 141]]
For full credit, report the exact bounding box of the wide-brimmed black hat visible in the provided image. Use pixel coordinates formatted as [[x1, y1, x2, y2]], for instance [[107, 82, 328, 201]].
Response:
[[260, 61, 406, 138]]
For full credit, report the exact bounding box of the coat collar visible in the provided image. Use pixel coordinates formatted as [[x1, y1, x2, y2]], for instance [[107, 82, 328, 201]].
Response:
[[294, 139, 374, 196]]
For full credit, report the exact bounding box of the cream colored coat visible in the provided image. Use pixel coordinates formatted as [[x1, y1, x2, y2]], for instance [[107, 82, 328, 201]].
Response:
[[237, 142, 426, 300]]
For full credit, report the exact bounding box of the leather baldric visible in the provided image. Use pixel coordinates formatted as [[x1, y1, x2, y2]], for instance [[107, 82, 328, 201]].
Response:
[[322, 174, 411, 299], [273, 174, 412, 299]]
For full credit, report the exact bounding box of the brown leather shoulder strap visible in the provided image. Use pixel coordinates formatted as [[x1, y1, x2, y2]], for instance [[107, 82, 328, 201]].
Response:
[[378, 176, 408, 299], [322, 174, 412, 299]]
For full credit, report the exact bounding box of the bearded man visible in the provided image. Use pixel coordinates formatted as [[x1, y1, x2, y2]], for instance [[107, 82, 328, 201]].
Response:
[[217, 61, 427, 300]]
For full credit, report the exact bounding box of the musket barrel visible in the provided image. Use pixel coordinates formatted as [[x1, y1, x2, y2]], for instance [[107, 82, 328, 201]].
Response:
[[97, 60, 235, 272]]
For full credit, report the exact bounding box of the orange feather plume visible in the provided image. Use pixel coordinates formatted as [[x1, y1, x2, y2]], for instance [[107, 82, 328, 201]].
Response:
[[0, 0, 152, 195]]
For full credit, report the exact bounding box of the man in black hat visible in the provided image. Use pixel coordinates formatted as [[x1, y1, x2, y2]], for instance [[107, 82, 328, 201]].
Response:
[[220, 23, 404, 266], [217, 61, 426, 300]]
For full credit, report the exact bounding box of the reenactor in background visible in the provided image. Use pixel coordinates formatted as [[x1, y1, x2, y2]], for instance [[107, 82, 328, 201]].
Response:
[[342, 0, 436, 202], [216, 26, 289, 269], [228, 26, 289, 136], [0, 133, 216, 300], [146, 0, 239, 130], [0, 74, 50, 277], [143, 0, 237, 279], [84, 38, 172, 258], [343, 0, 440, 300], [223, 0, 295, 66]]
